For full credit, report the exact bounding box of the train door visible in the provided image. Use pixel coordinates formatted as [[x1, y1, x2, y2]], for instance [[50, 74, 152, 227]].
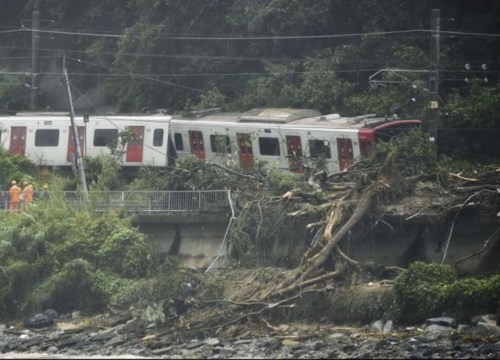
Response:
[[286, 135, 304, 173], [126, 126, 144, 162], [237, 133, 254, 169], [337, 138, 353, 170], [9, 126, 26, 155], [189, 130, 205, 161], [67, 126, 86, 162]]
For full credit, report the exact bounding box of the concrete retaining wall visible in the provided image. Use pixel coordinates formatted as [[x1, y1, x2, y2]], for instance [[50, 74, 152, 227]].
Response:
[[132, 208, 499, 274], [133, 214, 230, 268]]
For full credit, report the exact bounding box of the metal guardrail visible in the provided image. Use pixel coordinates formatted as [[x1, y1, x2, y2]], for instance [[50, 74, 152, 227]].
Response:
[[0, 190, 231, 215]]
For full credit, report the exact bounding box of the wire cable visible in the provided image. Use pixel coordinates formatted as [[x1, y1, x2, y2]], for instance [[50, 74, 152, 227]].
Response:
[[7, 27, 500, 40]]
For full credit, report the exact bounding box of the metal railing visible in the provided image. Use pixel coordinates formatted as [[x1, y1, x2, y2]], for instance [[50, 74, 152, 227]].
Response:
[[0, 190, 231, 215]]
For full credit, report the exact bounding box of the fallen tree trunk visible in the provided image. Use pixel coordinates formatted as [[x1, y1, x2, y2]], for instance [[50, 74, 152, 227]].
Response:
[[293, 181, 379, 287]]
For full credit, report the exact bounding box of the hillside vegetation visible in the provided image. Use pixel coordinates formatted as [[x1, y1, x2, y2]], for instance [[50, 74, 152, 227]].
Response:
[[1, 1, 500, 161]]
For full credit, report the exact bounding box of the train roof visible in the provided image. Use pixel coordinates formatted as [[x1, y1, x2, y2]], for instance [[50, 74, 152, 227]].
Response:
[[0, 112, 172, 122], [2, 108, 421, 130], [173, 108, 414, 129]]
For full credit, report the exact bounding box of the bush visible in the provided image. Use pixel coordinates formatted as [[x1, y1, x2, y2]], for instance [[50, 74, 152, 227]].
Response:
[[23, 259, 106, 315], [394, 261, 500, 324], [394, 261, 456, 324], [99, 227, 153, 278]]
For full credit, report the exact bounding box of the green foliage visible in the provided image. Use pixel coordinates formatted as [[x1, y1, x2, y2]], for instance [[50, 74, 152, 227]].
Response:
[[107, 268, 183, 310], [298, 49, 355, 114], [233, 62, 302, 110], [394, 262, 500, 324], [84, 154, 123, 190], [192, 85, 227, 111], [0, 196, 181, 318], [440, 83, 500, 161], [265, 168, 309, 195], [24, 259, 106, 315], [394, 262, 457, 324], [141, 301, 166, 324], [125, 166, 171, 191], [367, 128, 438, 176], [441, 276, 500, 321], [100, 226, 153, 278], [0, 149, 36, 189]]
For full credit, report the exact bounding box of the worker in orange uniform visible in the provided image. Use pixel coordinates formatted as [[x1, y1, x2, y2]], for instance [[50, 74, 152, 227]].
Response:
[[23, 183, 34, 210], [8, 180, 21, 212]]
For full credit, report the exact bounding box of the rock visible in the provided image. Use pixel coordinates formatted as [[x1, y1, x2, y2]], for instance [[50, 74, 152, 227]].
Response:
[[117, 317, 145, 335], [402, 337, 422, 352], [71, 311, 81, 320], [106, 335, 127, 347], [46, 345, 58, 353], [204, 338, 221, 346], [383, 320, 394, 334], [371, 319, 384, 332], [313, 341, 325, 350], [425, 324, 453, 334], [282, 339, 301, 347], [24, 313, 54, 329], [328, 332, 345, 340], [471, 314, 497, 325], [43, 309, 59, 320], [457, 324, 472, 333], [263, 338, 281, 350], [476, 321, 500, 336], [426, 316, 455, 328]]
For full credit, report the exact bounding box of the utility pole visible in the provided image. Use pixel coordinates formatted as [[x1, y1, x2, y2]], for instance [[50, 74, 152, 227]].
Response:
[[30, 0, 40, 109], [428, 9, 440, 143], [63, 55, 88, 199]]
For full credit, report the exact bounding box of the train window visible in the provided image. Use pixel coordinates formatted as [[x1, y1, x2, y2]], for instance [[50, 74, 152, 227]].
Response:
[[174, 133, 184, 151], [153, 129, 164, 147], [93, 129, 119, 147], [259, 137, 280, 156], [210, 134, 231, 154], [35, 129, 59, 147], [309, 139, 332, 159]]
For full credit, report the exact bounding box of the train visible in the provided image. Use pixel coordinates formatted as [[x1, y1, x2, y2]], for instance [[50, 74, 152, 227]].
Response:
[[0, 108, 422, 175]]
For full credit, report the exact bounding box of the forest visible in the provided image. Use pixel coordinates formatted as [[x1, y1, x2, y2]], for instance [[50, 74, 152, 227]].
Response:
[[1, 0, 500, 161]]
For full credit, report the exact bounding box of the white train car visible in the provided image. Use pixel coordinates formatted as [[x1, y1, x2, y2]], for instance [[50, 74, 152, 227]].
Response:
[[169, 108, 422, 174], [0, 108, 421, 174], [0, 112, 172, 167]]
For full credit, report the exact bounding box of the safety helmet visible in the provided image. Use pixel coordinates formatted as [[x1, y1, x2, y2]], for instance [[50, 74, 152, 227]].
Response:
[[11, 180, 16, 185], [43, 184, 48, 190]]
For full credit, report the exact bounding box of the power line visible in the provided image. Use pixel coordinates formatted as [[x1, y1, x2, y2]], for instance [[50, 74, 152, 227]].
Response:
[[5, 27, 500, 41], [1, 68, 397, 78], [0, 29, 25, 35], [67, 56, 206, 94], [0, 45, 302, 63]]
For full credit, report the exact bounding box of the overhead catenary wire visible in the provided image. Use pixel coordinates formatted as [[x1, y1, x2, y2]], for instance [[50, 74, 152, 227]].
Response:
[[4, 27, 500, 40], [66, 56, 206, 94]]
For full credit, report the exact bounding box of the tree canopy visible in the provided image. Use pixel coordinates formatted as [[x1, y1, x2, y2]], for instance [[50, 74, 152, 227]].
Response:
[[1, 0, 500, 160]]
